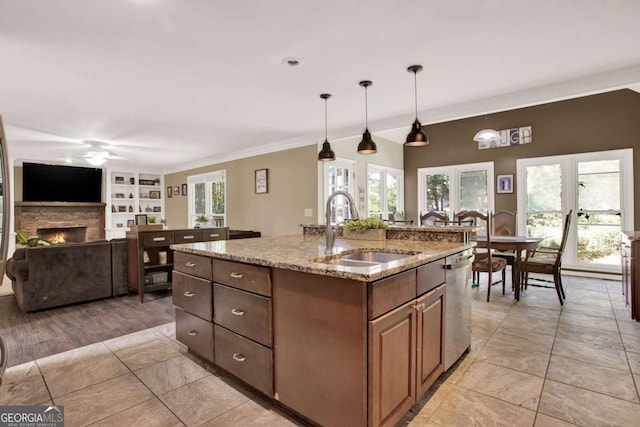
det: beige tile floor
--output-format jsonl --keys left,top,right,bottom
{"left": 2, "top": 274, "right": 640, "bottom": 426}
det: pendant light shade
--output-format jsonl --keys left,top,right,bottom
{"left": 473, "top": 128, "right": 502, "bottom": 142}
{"left": 357, "top": 80, "right": 377, "bottom": 155}
{"left": 317, "top": 93, "right": 335, "bottom": 162}
{"left": 405, "top": 65, "right": 429, "bottom": 146}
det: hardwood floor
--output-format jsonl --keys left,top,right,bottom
{"left": 0, "top": 290, "right": 174, "bottom": 368}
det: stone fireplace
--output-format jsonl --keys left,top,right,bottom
{"left": 36, "top": 226, "right": 88, "bottom": 244}
{"left": 15, "top": 202, "right": 106, "bottom": 242}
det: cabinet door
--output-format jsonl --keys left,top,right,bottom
{"left": 369, "top": 301, "right": 417, "bottom": 427}
{"left": 416, "top": 285, "right": 445, "bottom": 396}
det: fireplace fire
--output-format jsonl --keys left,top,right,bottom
{"left": 37, "top": 226, "right": 87, "bottom": 244}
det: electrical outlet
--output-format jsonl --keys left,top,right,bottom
{"left": 304, "top": 208, "right": 313, "bottom": 217}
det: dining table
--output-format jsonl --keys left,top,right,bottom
{"left": 471, "top": 235, "right": 543, "bottom": 301}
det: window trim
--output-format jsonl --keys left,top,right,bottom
{"left": 187, "top": 169, "right": 227, "bottom": 228}
{"left": 366, "top": 163, "right": 404, "bottom": 220}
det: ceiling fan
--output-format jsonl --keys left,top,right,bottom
{"left": 82, "top": 141, "right": 123, "bottom": 166}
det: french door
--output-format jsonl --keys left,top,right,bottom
{"left": 517, "top": 149, "right": 633, "bottom": 274}
{"left": 324, "top": 159, "right": 355, "bottom": 225}
{"left": 417, "top": 162, "right": 495, "bottom": 220}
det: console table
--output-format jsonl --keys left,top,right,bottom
{"left": 126, "top": 227, "right": 228, "bottom": 302}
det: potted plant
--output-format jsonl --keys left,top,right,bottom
{"left": 343, "top": 218, "right": 388, "bottom": 241}
{"left": 194, "top": 214, "right": 209, "bottom": 228}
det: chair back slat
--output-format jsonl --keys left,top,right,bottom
{"left": 455, "top": 210, "right": 488, "bottom": 238}
{"left": 419, "top": 211, "right": 447, "bottom": 226}
{"left": 557, "top": 210, "right": 573, "bottom": 264}
{"left": 493, "top": 210, "right": 516, "bottom": 236}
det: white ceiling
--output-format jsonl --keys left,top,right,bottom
{"left": 1, "top": 0, "right": 640, "bottom": 172}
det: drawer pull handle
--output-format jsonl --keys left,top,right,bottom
{"left": 184, "top": 291, "right": 195, "bottom": 297}
{"left": 232, "top": 353, "right": 246, "bottom": 362}
{"left": 186, "top": 330, "right": 197, "bottom": 336}
{"left": 153, "top": 237, "right": 166, "bottom": 242}
{"left": 231, "top": 308, "right": 245, "bottom": 316}
{"left": 209, "top": 233, "right": 220, "bottom": 237}
{"left": 185, "top": 262, "right": 196, "bottom": 267}
{"left": 230, "top": 272, "right": 244, "bottom": 279}
{"left": 183, "top": 235, "right": 195, "bottom": 239}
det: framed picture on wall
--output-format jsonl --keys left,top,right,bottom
{"left": 497, "top": 174, "right": 514, "bottom": 194}
{"left": 167, "top": 186, "right": 172, "bottom": 198}
{"left": 173, "top": 186, "right": 180, "bottom": 196}
{"left": 255, "top": 168, "right": 268, "bottom": 194}
{"left": 135, "top": 214, "right": 148, "bottom": 225}
{"left": 181, "top": 183, "right": 187, "bottom": 196}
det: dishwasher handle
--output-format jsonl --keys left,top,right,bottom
{"left": 445, "top": 255, "right": 473, "bottom": 270}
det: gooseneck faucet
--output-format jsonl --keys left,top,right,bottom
{"left": 325, "top": 190, "right": 360, "bottom": 254}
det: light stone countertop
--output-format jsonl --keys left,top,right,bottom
{"left": 171, "top": 234, "right": 475, "bottom": 282}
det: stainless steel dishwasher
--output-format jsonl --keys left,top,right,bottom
{"left": 444, "top": 249, "right": 473, "bottom": 371}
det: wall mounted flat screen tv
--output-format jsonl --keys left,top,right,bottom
{"left": 23, "top": 162, "right": 103, "bottom": 203}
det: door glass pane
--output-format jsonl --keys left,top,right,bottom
{"left": 525, "top": 164, "right": 563, "bottom": 241}
{"left": 386, "top": 172, "right": 398, "bottom": 219}
{"left": 458, "top": 170, "right": 488, "bottom": 211}
{"left": 368, "top": 170, "right": 382, "bottom": 219}
{"left": 576, "top": 160, "right": 621, "bottom": 266}
{"left": 194, "top": 183, "right": 205, "bottom": 215}
{"left": 424, "top": 173, "right": 449, "bottom": 214}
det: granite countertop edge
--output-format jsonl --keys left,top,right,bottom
{"left": 171, "top": 234, "right": 475, "bottom": 281}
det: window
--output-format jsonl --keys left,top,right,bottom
{"left": 324, "top": 159, "right": 355, "bottom": 224}
{"left": 367, "top": 164, "right": 404, "bottom": 220}
{"left": 187, "top": 170, "right": 226, "bottom": 227}
{"left": 417, "top": 162, "right": 494, "bottom": 219}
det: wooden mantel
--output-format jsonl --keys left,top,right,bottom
{"left": 15, "top": 201, "right": 106, "bottom": 241}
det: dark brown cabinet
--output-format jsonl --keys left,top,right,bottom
{"left": 127, "top": 227, "right": 227, "bottom": 302}
{"left": 368, "top": 284, "right": 445, "bottom": 427}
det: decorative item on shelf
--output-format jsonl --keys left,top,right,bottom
{"left": 129, "top": 177, "right": 135, "bottom": 185}
{"left": 139, "top": 205, "right": 142, "bottom": 212}
{"left": 127, "top": 219, "right": 134, "bottom": 227}
{"left": 116, "top": 223, "right": 124, "bottom": 228}
{"left": 139, "top": 179, "right": 156, "bottom": 186}
{"left": 128, "top": 193, "right": 133, "bottom": 198}
{"left": 114, "top": 193, "right": 125, "bottom": 198}
{"left": 405, "top": 65, "right": 429, "bottom": 146}
{"left": 117, "top": 205, "right": 126, "bottom": 212}
{"left": 128, "top": 205, "right": 133, "bottom": 212}
{"left": 149, "top": 190, "right": 161, "bottom": 199}
{"left": 143, "top": 251, "right": 150, "bottom": 264}
{"left": 357, "top": 80, "right": 377, "bottom": 154}
{"left": 255, "top": 169, "right": 268, "bottom": 194}
{"left": 317, "top": 93, "right": 335, "bottom": 162}
{"left": 153, "top": 206, "right": 161, "bottom": 212}
{"left": 111, "top": 205, "right": 116, "bottom": 213}
{"left": 140, "top": 193, "right": 149, "bottom": 199}
{"left": 147, "top": 216, "right": 156, "bottom": 224}
{"left": 158, "top": 251, "right": 167, "bottom": 265}
{"left": 145, "top": 204, "right": 152, "bottom": 212}
{"left": 114, "top": 176, "right": 124, "bottom": 184}
{"left": 194, "top": 214, "right": 209, "bottom": 228}
{"left": 181, "top": 183, "right": 187, "bottom": 196}
{"left": 343, "top": 218, "right": 388, "bottom": 241}
{"left": 167, "top": 186, "right": 172, "bottom": 198}
{"left": 153, "top": 178, "right": 161, "bottom": 186}
{"left": 135, "top": 214, "right": 148, "bottom": 225}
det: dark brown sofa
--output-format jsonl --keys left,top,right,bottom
{"left": 5, "top": 240, "right": 126, "bottom": 312}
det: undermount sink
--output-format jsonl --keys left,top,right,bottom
{"left": 313, "top": 250, "right": 419, "bottom": 267}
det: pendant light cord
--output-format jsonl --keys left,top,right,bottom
{"left": 364, "top": 85, "right": 369, "bottom": 128}
{"left": 414, "top": 70, "right": 419, "bottom": 120}
{"left": 324, "top": 97, "right": 328, "bottom": 139}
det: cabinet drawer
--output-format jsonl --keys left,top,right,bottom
{"left": 173, "top": 271, "right": 213, "bottom": 321}
{"left": 213, "top": 259, "right": 271, "bottom": 296}
{"left": 417, "top": 259, "right": 445, "bottom": 295}
{"left": 214, "top": 325, "right": 273, "bottom": 396}
{"left": 142, "top": 232, "right": 174, "bottom": 247}
{"left": 174, "top": 230, "right": 204, "bottom": 243}
{"left": 214, "top": 284, "right": 272, "bottom": 347}
{"left": 176, "top": 308, "right": 214, "bottom": 363}
{"left": 202, "top": 228, "right": 228, "bottom": 241}
{"left": 174, "top": 252, "right": 213, "bottom": 280}
{"left": 368, "top": 269, "right": 417, "bottom": 320}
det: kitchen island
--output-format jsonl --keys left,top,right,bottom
{"left": 171, "top": 233, "right": 474, "bottom": 427}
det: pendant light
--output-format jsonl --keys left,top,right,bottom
{"left": 405, "top": 65, "right": 429, "bottom": 146}
{"left": 357, "top": 80, "right": 377, "bottom": 154}
{"left": 317, "top": 93, "right": 335, "bottom": 162}
{"left": 473, "top": 116, "right": 501, "bottom": 144}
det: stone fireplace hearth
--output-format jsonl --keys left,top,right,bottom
{"left": 15, "top": 202, "right": 106, "bottom": 241}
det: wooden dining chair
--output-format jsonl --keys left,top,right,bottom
{"left": 492, "top": 210, "right": 518, "bottom": 286}
{"left": 520, "top": 210, "right": 573, "bottom": 304}
{"left": 469, "top": 212, "right": 507, "bottom": 301}
{"left": 0, "top": 334, "right": 6, "bottom": 386}
{"left": 419, "top": 211, "right": 447, "bottom": 226}
{"left": 454, "top": 210, "right": 488, "bottom": 237}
